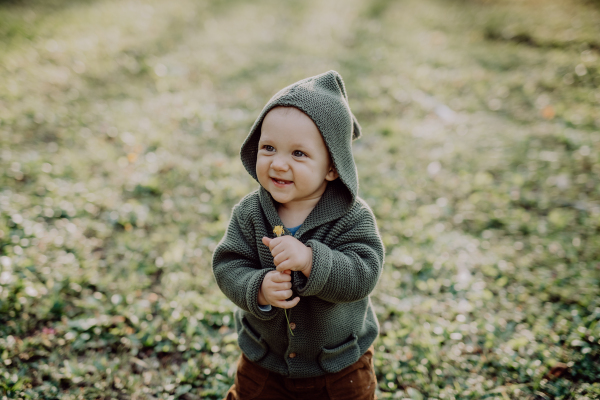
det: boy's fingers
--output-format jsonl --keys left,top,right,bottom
{"left": 266, "top": 236, "right": 277, "bottom": 249}
{"left": 268, "top": 236, "right": 285, "bottom": 251}
{"left": 277, "top": 289, "right": 293, "bottom": 299}
{"left": 267, "top": 291, "right": 288, "bottom": 303}
{"left": 270, "top": 281, "right": 291, "bottom": 291}
{"left": 262, "top": 237, "right": 271, "bottom": 247}
{"left": 276, "top": 260, "right": 292, "bottom": 272}
{"left": 263, "top": 271, "right": 276, "bottom": 283}
{"left": 271, "top": 271, "right": 291, "bottom": 282}
{"left": 275, "top": 296, "right": 300, "bottom": 309}
{"left": 273, "top": 252, "right": 288, "bottom": 266}
{"left": 269, "top": 239, "right": 285, "bottom": 255}
{"left": 275, "top": 282, "right": 291, "bottom": 290}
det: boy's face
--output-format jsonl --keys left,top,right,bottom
{"left": 256, "top": 107, "right": 338, "bottom": 206}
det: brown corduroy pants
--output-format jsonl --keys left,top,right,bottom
{"left": 224, "top": 345, "right": 377, "bottom": 400}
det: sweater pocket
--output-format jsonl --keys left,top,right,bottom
{"left": 238, "top": 316, "right": 269, "bottom": 362}
{"left": 318, "top": 334, "right": 361, "bottom": 374}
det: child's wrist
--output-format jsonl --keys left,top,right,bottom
{"left": 301, "top": 247, "right": 313, "bottom": 278}
{"left": 257, "top": 286, "right": 269, "bottom": 306}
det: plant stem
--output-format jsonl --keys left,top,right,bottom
{"left": 284, "top": 309, "right": 294, "bottom": 336}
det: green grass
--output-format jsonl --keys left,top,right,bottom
{"left": 1, "top": 0, "right": 599, "bottom": 398}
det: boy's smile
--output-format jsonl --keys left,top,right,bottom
{"left": 256, "top": 106, "right": 338, "bottom": 207}
{"left": 271, "top": 177, "right": 292, "bottom": 187}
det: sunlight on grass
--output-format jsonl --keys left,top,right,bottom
{"left": 1, "top": 0, "right": 599, "bottom": 398}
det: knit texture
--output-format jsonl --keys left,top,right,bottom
{"left": 212, "top": 71, "right": 384, "bottom": 378}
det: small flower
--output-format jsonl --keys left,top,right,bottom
{"left": 273, "top": 225, "right": 285, "bottom": 237}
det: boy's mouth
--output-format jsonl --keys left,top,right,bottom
{"left": 271, "top": 177, "right": 293, "bottom": 187}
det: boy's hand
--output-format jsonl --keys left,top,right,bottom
{"left": 258, "top": 270, "right": 300, "bottom": 309}
{"left": 262, "top": 236, "right": 313, "bottom": 278}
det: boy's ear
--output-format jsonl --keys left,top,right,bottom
{"left": 325, "top": 164, "right": 339, "bottom": 181}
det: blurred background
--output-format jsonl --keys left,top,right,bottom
{"left": 1, "top": 0, "right": 599, "bottom": 398}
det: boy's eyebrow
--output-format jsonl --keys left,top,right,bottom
{"left": 257, "top": 137, "right": 273, "bottom": 144}
{"left": 258, "top": 136, "right": 313, "bottom": 150}
{"left": 289, "top": 142, "right": 311, "bottom": 151}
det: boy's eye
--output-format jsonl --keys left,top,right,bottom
{"left": 292, "top": 150, "right": 306, "bottom": 157}
{"left": 263, "top": 145, "right": 275, "bottom": 152}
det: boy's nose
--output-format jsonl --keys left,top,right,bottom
{"left": 271, "top": 156, "right": 289, "bottom": 172}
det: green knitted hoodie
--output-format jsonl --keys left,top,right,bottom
{"left": 212, "top": 71, "right": 384, "bottom": 378}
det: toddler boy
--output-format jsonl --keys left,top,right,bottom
{"left": 212, "top": 71, "right": 384, "bottom": 399}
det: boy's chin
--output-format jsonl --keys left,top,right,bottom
{"left": 269, "top": 192, "right": 292, "bottom": 204}
{"left": 264, "top": 187, "right": 297, "bottom": 204}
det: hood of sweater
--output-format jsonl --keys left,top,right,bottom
{"left": 240, "top": 70, "right": 362, "bottom": 225}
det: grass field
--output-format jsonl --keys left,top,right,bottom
{"left": 1, "top": 0, "right": 599, "bottom": 398}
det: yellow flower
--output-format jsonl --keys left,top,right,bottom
{"left": 273, "top": 225, "right": 284, "bottom": 237}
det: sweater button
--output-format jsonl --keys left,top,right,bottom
{"left": 289, "top": 322, "right": 296, "bottom": 330}
{"left": 289, "top": 353, "right": 296, "bottom": 358}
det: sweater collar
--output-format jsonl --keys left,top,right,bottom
{"left": 258, "top": 179, "right": 353, "bottom": 237}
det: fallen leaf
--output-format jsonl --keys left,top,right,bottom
{"left": 546, "top": 362, "right": 568, "bottom": 379}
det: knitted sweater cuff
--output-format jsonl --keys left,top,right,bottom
{"left": 295, "top": 240, "right": 332, "bottom": 297}
{"left": 246, "top": 268, "right": 279, "bottom": 320}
